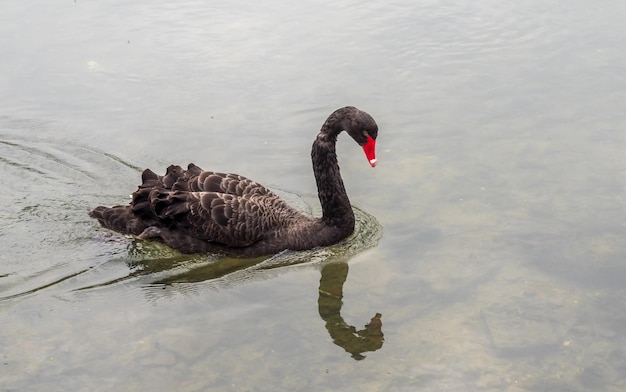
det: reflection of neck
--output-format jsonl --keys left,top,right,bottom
{"left": 317, "top": 262, "right": 384, "bottom": 360}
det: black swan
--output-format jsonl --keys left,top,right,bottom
{"left": 89, "top": 106, "right": 378, "bottom": 256}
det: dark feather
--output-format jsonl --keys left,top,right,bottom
{"left": 89, "top": 107, "right": 378, "bottom": 256}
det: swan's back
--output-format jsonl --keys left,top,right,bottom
{"left": 91, "top": 163, "right": 308, "bottom": 255}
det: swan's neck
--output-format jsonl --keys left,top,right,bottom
{"left": 311, "top": 126, "right": 355, "bottom": 231}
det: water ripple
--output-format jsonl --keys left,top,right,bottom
{"left": 68, "top": 206, "right": 382, "bottom": 293}
{"left": 0, "top": 123, "right": 143, "bottom": 301}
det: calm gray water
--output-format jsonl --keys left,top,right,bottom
{"left": 2, "top": 0, "right": 626, "bottom": 390}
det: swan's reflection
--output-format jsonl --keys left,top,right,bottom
{"left": 318, "top": 262, "right": 384, "bottom": 360}
{"left": 141, "top": 257, "right": 385, "bottom": 359}
{"left": 83, "top": 249, "right": 385, "bottom": 359}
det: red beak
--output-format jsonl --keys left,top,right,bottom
{"left": 362, "top": 135, "right": 377, "bottom": 167}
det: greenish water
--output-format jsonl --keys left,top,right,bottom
{"left": 3, "top": 0, "right": 626, "bottom": 391}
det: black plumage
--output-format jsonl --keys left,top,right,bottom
{"left": 89, "top": 106, "right": 378, "bottom": 256}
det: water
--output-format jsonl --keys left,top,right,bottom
{"left": 2, "top": 0, "right": 626, "bottom": 390}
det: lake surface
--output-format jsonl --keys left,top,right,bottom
{"left": 2, "top": 0, "right": 626, "bottom": 390}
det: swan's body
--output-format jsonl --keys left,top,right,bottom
{"left": 90, "top": 106, "right": 378, "bottom": 256}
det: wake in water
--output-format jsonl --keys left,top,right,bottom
{"left": 81, "top": 205, "right": 382, "bottom": 289}
{"left": 0, "top": 126, "right": 142, "bottom": 300}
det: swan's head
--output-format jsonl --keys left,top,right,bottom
{"left": 341, "top": 107, "right": 379, "bottom": 167}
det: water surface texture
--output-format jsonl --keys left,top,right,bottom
{"left": 2, "top": 0, "right": 626, "bottom": 391}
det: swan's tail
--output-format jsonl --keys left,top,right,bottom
{"left": 89, "top": 205, "right": 150, "bottom": 235}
